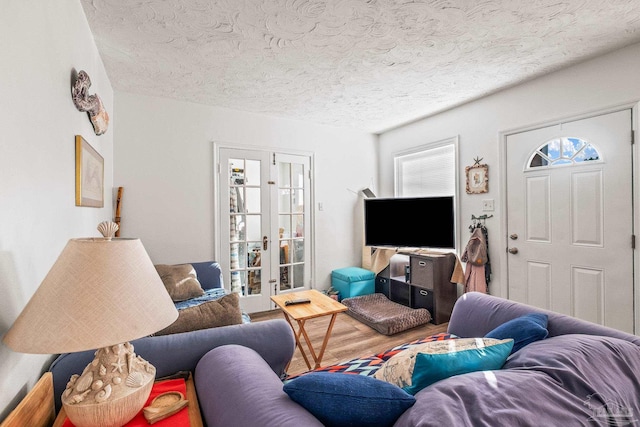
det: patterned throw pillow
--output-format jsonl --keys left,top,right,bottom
{"left": 312, "top": 355, "right": 385, "bottom": 376}
{"left": 285, "top": 355, "right": 385, "bottom": 383}
{"left": 376, "top": 332, "right": 456, "bottom": 361}
{"left": 373, "top": 337, "right": 514, "bottom": 395}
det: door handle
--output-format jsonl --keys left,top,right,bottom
{"left": 508, "top": 247, "right": 519, "bottom": 254}
{"left": 263, "top": 236, "right": 268, "bottom": 250}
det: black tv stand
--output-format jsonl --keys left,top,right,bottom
{"left": 375, "top": 252, "right": 458, "bottom": 324}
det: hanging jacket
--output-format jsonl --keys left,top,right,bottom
{"left": 461, "top": 228, "right": 488, "bottom": 266}
{"left": 462, "top": 227, "right": 489, "bottom": 294}
{"left": 478, "top": 225, "right": 492, "bottom": 285}
{"left": 464, "top": 264, "right": 487, "bottom": 294}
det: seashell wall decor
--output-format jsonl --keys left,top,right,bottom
{"left": 72, "top": 70, "right": 110, "bottom": 135}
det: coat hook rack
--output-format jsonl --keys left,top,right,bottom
{"left": 471, "top": 214, "right": 493, "bottom": 221}
{"left": 470, "top": 214, "right": 493, "bottom": 232}
{"left": 471, "top": 214, "right": 493, "bottom": 220}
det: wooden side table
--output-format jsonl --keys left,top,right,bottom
{"left": 271, "top": 289, "right": 347, "bottom": 370}
{"left": 0, "top": 372, "right": 55, "bottom": 427}
{"left": 52, "top": 374, "right": 203, "bottom": 427}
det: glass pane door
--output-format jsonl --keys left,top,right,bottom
{"left": 219, "top": 149, "right": 272, "bottom": 313}
{"left": 229, "top": 157, "right": 263, "bottom": 296}
{"left": 275, "top": 154, "right": 311, "bottom": 294}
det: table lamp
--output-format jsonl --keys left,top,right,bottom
{"left": 2, "top": 221, "right": 179, "bottom": 427}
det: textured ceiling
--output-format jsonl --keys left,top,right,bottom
{"left": 81, "top": 0, "right": 640, "bottom": 133}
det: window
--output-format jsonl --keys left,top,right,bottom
{"left": 527, "top": 137, "right": 601, "bottom": 169}
{"left": 394, "top": 138, "right": 457, "bottom": 198}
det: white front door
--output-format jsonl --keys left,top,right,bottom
{"left": 218, "top": 148, "right": 312, "bottom": 313}
{"left": 506, "top": 109, "right": 634, "bottom": 333}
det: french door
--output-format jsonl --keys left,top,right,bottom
{"left": 218, "top": 147, "right": 312, "bottom": 313}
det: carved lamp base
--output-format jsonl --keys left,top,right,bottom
{"left": 62, "top": 343, "right": 155, "bottom": 427}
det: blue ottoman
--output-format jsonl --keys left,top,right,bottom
{"left": 331, "top": 267, "right": 375, "bottom": 301}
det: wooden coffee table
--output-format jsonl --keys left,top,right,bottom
{"left": 271, "top": 289, "right": 347, "bottom": 370}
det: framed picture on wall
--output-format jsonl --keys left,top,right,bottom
{"left": 465, "top": 164, "right": 488, "bottom": 194}
{"left": 75, "top": 135, "right": 104, "bottom": 207}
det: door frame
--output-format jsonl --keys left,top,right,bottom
{"left": 212, "top": 141, "right": 316, "bottom": 306}
{"left": 498, "top": 102, "right": 639, "bottom": 334}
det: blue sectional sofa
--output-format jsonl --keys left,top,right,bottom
{"left": 50, "top": 292, "right": 640, "bottom": 426}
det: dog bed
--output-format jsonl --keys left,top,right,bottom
{"left": 341, "top": 293, "right": 431, "bottom": 335}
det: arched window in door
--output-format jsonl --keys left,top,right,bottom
{"left": 527, "top": 137, "right": 601, "bottom": 169}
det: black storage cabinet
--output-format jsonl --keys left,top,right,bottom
{"left": 375, "top": 252, "right": 458, "bottom": 324}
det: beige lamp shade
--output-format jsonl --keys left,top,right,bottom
{"left": 3, "top": 237, "right": 178, "bottom": 354}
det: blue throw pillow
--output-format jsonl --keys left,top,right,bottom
{"left": 485, "top": 313, "right": 549, "bottom": 353}
{"left": 283, "top": 372, "right": 416, "bottom": 427}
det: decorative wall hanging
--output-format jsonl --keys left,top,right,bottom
{"left": 465, "top": 157, "right": 489, "bottom": 194}
{"left": 72, "top": 70, "right": 110, "bottom": 135}
{"left": 75, "top": 135, "right": 104, "bottom": 207}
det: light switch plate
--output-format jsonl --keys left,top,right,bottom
{"left": 482, "top": 199, "right": 495, "bottom": 211}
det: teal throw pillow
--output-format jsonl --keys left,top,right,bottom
{"left": 283, "top": 372, "right": 416, "bottom": 427}
{"left": 485, "top": 313, "right": 549, "bottom": 353}
{"left": 374, "top": 337, "right": 514, "bottom": 395}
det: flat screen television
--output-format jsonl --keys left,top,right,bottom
{"left": 364, "top": 196, "right": 455, "bottom": 249}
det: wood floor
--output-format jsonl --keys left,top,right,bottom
{"left": 250, "top": 309, "right": 448, "bottom": 377}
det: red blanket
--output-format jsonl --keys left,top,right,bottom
{"left": 62, "top": 378, "right": 190, "bottom": 426}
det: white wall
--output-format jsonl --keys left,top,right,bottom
{"left": 0, "top": 0, "right": 114, "bottom": 418}
{"left": 113, "top": 92, "right": 377, "bottom": 290}
{"left": 379, "top": 42, "right": 640, "bottom": 301}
